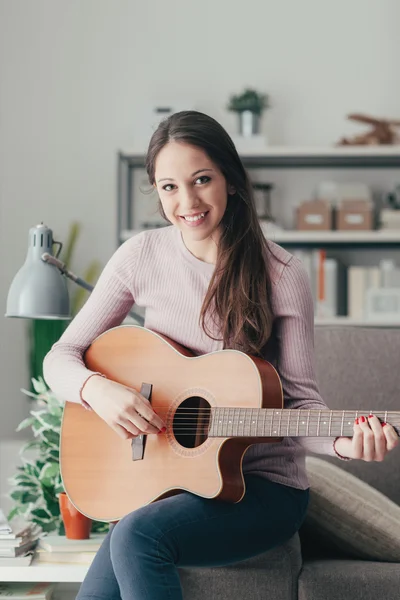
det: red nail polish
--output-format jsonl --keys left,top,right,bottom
{"left": 368, "top": 414, "right": 373, "bottom": 418}
{"left": 382, "top": 423, "right": 387, "bottom": 427}
{"left": 355, "top": 418, "right": 359, "bottom": 425}
{"left": 360, "top": 416, "right": 365, "bottom": 422}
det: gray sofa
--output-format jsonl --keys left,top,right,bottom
{"left": 178, "top": 326, "right": 400, "bottom": 600}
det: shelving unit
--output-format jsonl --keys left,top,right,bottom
{"left": 0, "top": 558, "right": 87, "bottom": 582}
{"left": 120, "top": 228, "right": 400, "bottom": 248}
{"left": 314, "top": 317, "right": 400, "bottom": 327}
{"left": 117, "top": 145, "right": 400, "bottom": 243}
{"left": 117, "top": 146, "right": 400, "bottom": 327}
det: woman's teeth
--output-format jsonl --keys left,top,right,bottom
{"left": 184, "top": 212, "right": 205, "bottom": 222}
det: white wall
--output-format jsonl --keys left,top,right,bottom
{"left": 0, "top": 0, "right": 399, "bottom": 445}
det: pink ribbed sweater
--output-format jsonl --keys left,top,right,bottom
{"left": 43, "top": 225, "right": 340, "bottom": 491}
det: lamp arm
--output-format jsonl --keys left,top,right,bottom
{"left": 42, "top": 252, "right": 144, "bottom": 326}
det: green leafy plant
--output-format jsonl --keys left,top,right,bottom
{"left": 227, "top": 88, "right": 270, "bottom": 115}
{"left": 7, "top": 376, "right": 109, "bottom": 535}
{"left": 28, "top": 222, "right": 101, "bottom": 389}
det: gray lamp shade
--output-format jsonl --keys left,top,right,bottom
{"left": 5, "top": 224, "right": 71, "bottom": 320}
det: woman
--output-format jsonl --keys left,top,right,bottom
{"left": 43, "top": 110, "right": 399, "bottom": 600}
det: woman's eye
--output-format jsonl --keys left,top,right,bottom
{"left": 195, "top": 176, "right": 211, "bottom": 185}
{"left": 162, "top": 184, "right": 176, "bottom": 192}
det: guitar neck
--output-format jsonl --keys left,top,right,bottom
{"left": 208, "top": 408, "right": 400, "bottom": 438}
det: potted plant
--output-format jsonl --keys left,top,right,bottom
{"left": 227, "top": 88, "right": 270, "bottom": 137}
{"left": 7, "top": 376, "right": 109, "bottom": 535}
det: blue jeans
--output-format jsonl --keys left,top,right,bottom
{"left": 76, "top": 475, "right": 309, "bottom": 600}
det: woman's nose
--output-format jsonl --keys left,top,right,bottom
{"left": 179, "top": 187, "right": 200, "bottom": 210}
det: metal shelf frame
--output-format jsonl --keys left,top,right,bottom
{"left": 117, "top": 148, "right": 400, "bottom": 248}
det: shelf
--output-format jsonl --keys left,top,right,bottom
{"left": 120, "top": 228, "right": 400, "bottom": 248}
{"left": 0, "top": 558, "right": 88, "bottom": 582}
{"left": 119, "top": 145, "right": 400, "bottom": 168}
{"left": 315, "top": 317, "right": 400, "bottom": 327}
{"left": 267, "top": 229, "right": 400, "bottom": 248}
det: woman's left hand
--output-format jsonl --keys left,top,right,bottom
{"left": 334, "top": 414, "right": 399, "bottom": 461}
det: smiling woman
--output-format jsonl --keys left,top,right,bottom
{"left": 154, "top": 145, "right": 231, "bottom": 260}
{"left": 42, "top": 110, "right": 399, "bottom": 600}
{"left": 145, "top": 111, "right": 275, "bottom": 355}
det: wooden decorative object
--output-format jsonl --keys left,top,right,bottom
{"left": 338, "top": 114, "right": 400, "bottom": 146}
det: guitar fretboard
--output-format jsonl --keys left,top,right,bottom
{"left": 208, "top": 408, "right": 400, "bottom": 438}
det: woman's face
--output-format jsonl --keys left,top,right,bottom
{"left": 154, "top": 141, "right": 234, "bottom": 245}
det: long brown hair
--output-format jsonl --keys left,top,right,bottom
{"left": 145, "top": 110, "right": 274, "bottom": 356}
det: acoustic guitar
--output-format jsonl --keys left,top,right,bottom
{"left": 60, "top": 325, "right": 400, "bottom": 522}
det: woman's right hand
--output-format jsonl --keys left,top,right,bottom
{"left": 81, "top": 375, "right": 166, "bottom": 440}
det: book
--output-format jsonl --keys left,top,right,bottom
{"left": 37, "top": 533, "right": 106, "bottom": 553}
{"left": 347, "top": 266, "right": 380, "bottom": 319}
{"left": 0, "top": 533, "right": 34, "bottom": 549}
{"left": 0, "top": 554, "right": 33, "bottom": 567}
{"left": 35, "top": 550, "right": 96, "bottom": 565}
{"left": 0, "top": 540, "right": 37, "bottom": 558}
{"left": 0, "top": 524, "right": 33, "bottom": 541}
{"left": 294, "top": 248, "right": 346, "bottom": 317}
{"left": 0, "top": 510, "right": 12, "bottom": 535}
{"left": 0, "top": 582, "right": 54, "bottom": 599}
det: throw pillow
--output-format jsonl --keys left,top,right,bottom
{"left": 302, "top": 455, "right": 400, "bottom": 562}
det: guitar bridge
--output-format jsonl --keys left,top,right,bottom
{"left": 131, "top": 383, "right": 152, "bottom": 461}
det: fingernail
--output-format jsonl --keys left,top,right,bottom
{"left": 355, "top": 418, "right": 359, "bottom": 425}
{"left": 360, "top": 416, "right": 366, "bottom": 423}
{"left": 382, "top": 423, "right": 387, "bottom": 427}
{"left": 368, "top": 414, "right": 374, "bottom": 418}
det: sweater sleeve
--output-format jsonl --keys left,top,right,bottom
{"left": 272, "top": 255, "right": 345, "bottom": 458}
{"left": 42, "top": 233, "right": 144, "bottom": 404}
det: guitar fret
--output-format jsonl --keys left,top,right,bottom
{"left": 278, "top": 410, "right": 282, "bottom": 436}
{"left": 306, "top": 410, "right": 310, "bottom": 436}
{"left": 340, "top": 411, "right": 345, "bottom": 435}
{"left": 296, "top": 410, "right": 300, "bottom": 436}
{"left": 317, "top": 411, "right": 321, "bottom": 436}
{"left": 287, "top": 409, "right": 291, "bottom": 436}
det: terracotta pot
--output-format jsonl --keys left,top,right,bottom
{"left": 59, "top": 492, "right": 92, "bottom": 539}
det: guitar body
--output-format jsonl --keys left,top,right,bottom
{"left": 60, "top": 325, "right": 283, "bottom": 522}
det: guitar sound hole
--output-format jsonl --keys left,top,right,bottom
{"left": 173, "top": 396, "right": 211, "bottom": 448}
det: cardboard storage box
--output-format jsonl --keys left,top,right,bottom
{"left": 336, "top": 199, "right": 373, "bottom": 230}
{"left": 296, "top": 199, "right": 332, "bottom": 230}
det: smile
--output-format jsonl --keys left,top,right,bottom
{"left": 179, "top": 212, "right": 209, "bottom": 227}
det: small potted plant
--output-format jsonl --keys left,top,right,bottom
{"left": 227, "top": 88, "right": 270, "bottom": 137}
{"left": 7, "top": 376, "right": 109, "bottom": 536}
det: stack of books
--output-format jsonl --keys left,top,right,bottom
{"left": 35, "top": 533, "right": 107, "bottom": 565}
{"left": 0, "top": 510, "right": 38, "bottom": 567}
{"left": 292, "top": 249, "right": 347, "bottom": 318}
{"left": 0, "top": 583, "right": 54, "bottom": 600}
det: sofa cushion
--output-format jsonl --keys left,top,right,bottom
{"left": 314, "top": 326, "right": 400, "bottom": 505}
{"left": 179, "top": 532, "right": 302, "bottom": 600}
{"left": 301, "top": 456, "right": 400, "bottom": 562}
{"left": 298, "top": 558, "right": 400, "bottom": 600}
